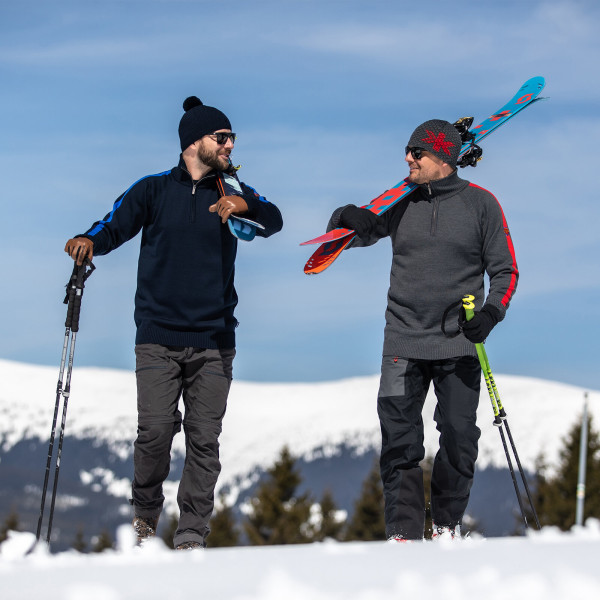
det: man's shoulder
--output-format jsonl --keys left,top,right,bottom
{"left": 128, "top": 168, "right": 173, "bottom": 187}
{"left": 458, "top": 181, "right": 506, "bottom": 222}
{"left": 123, "top": 168, "right": 176, "bottom": 197}
{"left": 463, "top": 181, "right": 498, "bottom": 200}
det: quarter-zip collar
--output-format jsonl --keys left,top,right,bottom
{"left": 174, "top": 155, "right": 218, "bottom": 188}
{"left": 174, "top": 156, "right": 219, "bottom": 223}
{"left": 414, "top": 170, "right": 469, "bottom": 236}
{"left": 417, "top": 169, "right": 468, "bottom": 201}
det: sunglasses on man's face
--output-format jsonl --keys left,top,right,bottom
{"left": 405, "top": 146, "right": 424, "bottom": 160}
{"left": 208, "top": 132, "right": 237, "bottom": 145}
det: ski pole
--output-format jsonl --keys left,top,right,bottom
{"left": 474, "top": 332, "right": 541, "bottom": 529}
{"left": 34, "top": 258, "right": 95, "bottom": 548}
{"left": 462, "top": 295, "right": 540, "bottom": 531}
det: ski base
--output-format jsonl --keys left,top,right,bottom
{"left": 228, "top": 216, "right": 265, "bottom": 242}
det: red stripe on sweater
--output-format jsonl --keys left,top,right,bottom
{"left": 469, "top": 183, "right": 518, "bottom": 307}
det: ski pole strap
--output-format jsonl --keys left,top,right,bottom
{"left": 63, "top": 259, "right": 95, "bottom": 332}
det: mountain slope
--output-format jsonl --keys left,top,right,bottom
{"left": 1, "top": 359, "right": 597, "bottom": 548}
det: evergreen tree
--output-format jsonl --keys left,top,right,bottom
{"left": 344, "top": 458, "right": 385, "bottom": 541}
{"left": 523, "top": 413, "right": 600, "bottom": 531}
{"left": 313, "top": 489, "right": 345, "bottom": 542}
{"left": 72, "top": 526, "right": 87, "bottom": 553}
{"left": 0, "top": 510, "right": 19, "bottom": 544}
{"left": 208, "top": 492, "right": 240, "bottom": 547}
{"left": 243, "top": 446, "right": 315, "bottom": 545}
{"left": 91, "top": 529, "right": 114, "bottom": 553}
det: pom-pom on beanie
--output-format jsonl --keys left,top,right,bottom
{"left": 178, "top": 96, "right": 232, "bottom": 151}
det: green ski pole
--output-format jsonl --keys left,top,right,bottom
{"left": 474, "top": 336, "right": 541, "bottom": 529}
{"left": 462, "top": 295, "right": 540, "bottom": 531}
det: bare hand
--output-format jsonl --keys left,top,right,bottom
{"left": 64, "top": 237, "right": 94, "bottom": 266}
{"left": 208, "top": 195, "right": 249, "bottom": 223}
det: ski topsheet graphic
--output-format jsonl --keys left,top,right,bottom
{"left": 217, "top": 171, "right": 265, "bottom": 242}
{"left": 302, "top": 76, "right": 545, "bottom": 273}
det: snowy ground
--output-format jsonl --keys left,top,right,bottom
{"left": 2, "top": 522, "right": 600, "bottom": 600}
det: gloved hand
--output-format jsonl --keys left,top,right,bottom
{"left": 459, "top": 304, "right": 501, "bottom": 343}
{"left": 339, "top": 205, "right": 378, "bottom": 239}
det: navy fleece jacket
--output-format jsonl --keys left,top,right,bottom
{"left": 80, "top": 157, "right": 283, "bottom": 349}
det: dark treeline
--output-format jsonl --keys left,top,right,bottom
{"left": 2, "top": 416, "right": 599, "bottom": 551}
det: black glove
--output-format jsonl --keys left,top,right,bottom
{"left": 339, "top": 205, "right": 378, "bottom": 239}
{"left": 459, "top": 304, "right": 501, "bottom": 343}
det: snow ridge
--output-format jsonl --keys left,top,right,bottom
{"left": 1, "top": 359, "right": 598, "bottom": 492}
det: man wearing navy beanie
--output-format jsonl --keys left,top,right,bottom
{"left": 328, "top": 118, "right": 518, "bottom": 542}
{"left": 65, "top": 96, "right": 282, "bottom": 550}
{"left": 178, "top": 96, "right": 232, "bottom": 151}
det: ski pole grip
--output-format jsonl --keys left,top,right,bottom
{"left": 64, "top": 262, "right": 89, "bottom": 331}
{"left": 462, "top": 294, "right": 489, "bottom": 376}
{"left": 462, "top": 294, "right": 475, "bottom": 322}
{"left": 65, "top": 288, "right": 75, "bottom": 328}
{"left": 70, "top": 291, "right": 83, "bottom": 332}
{"left": 65, "top": 286, "right": 83, "bottom": 331}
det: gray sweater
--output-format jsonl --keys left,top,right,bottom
{"left": 329, "top": 171, "right": 518, "bottom": 360}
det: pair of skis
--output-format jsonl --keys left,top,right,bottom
{"left": 301, "top": 76, "right": 546, "bottom": 274}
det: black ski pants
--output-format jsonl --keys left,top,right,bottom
{"left": 131, "top": 343, "right": 235, "bottom": 548}
{"left": 377, "top": 355, "right": 481, "bottom": 540}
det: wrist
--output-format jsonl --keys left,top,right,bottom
{"left": 481, "top": 304, "right": 501, "bottom": 325}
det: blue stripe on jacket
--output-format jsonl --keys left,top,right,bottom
{"left": 87, "top": 170, "right": 172, "bottom": 236}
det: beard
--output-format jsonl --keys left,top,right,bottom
{"left": 197, "top": 143, "right": 229, "bottom": 172}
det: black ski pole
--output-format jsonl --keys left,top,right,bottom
{"left": 34, "top": 258, "right": 95, "bottom": 548}
{"left": 479, "top": 349, "right": 541, "bottom": 530}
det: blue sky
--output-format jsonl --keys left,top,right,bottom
{"left": 1, "top": 0, "right": 599, "bottom": 389}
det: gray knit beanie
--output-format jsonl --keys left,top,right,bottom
{"left": 407, "top": 119, "right": 462, "bottom": 167}
{"left": 178, "top": 96, "right": 232, "bottom": 151}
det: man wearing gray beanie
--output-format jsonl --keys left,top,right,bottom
{"left": 64, "top": 96, "right": 283, "bottom": 550}
{"left": 328, "top": 119, "right": 518, "bottom": 541}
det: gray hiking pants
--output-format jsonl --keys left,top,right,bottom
{"left": 377, "top": 355, "right": 481, "bottom": 540}
{"left": 131, "top": 343, "right": 235, "bottom": 547}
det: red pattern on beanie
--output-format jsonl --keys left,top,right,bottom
{"left": 421, "top": 131, "right": 455, "bottom": 156}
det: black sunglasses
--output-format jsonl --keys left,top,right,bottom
{"left": 208, "top": 132, "right": 237, "bottom": 145}
{"left": 405, "top": 146, "right": 424, "bottom": 160}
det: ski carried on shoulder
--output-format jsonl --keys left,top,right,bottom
{"left": 302, "top": 76, "right": 545, "bottom": 274}
{"left": 229, "top": 214, "right": 265, "bottom": 241}
{"left": 216, "top": 170, "right": 265, "bottom": 242}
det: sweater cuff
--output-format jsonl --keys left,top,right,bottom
{"left": 482, "top": 303, "right": 503, "bottom": 324}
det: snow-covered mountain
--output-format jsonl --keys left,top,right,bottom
{"left": 1, "top": 359, "right": 598, "bottom": 550}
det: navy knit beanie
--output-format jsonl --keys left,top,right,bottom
{"left": 407, "top": 119, "right": 462, "bottom": 167}
{"left": 178, "top": 96, "right": 232, "bottom": 151}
